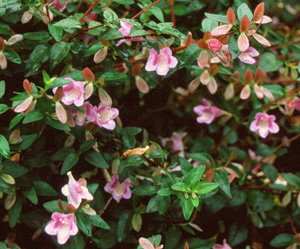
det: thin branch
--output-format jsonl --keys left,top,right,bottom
{"left": 78, "top": 0, "right": 100, "bottom": 22}
{"left": 131, "top": 0, "right": 162, "bottom": 20}
{"left": 169, "top": 0, "right": 176, "bottom": 28}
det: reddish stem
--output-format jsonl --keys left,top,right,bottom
{"left": 78, "top": 0, "right": 100, "bottom": 22}
{"left": 169, "top": 0, "right": 176, "bottom": 28}
{"left": 131, "top": 0, "right": 162, "bottom": 20}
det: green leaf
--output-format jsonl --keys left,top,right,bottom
{"left": 196, "top": 182, "right": 219, "bottom": 194}
{"left": 99, "top": 29, "right": 123, "bottom": 41}
{"left": 184, "top": 165, "right": 205, "bottom": 188}
{"left": 100, "top": 72, "right": 127, "bottom": 81}
{"left": 259, "top": 52, "right": 284, "bottom": 72}
{"left": 53, "top": 19, "right": 82, "bottom": 29}
{"left": 262, "top": 163, "right": 278, "bottom": 183}
{"left": 0, "top": 104, "right": 9, "bottom": 114}
{"left": 281, "top": 173, "right": 300, "bottom": 188}
{"left": 114, "top": 0, "right": 134, "bottom": 4}
{"left": 252, "top": 191, "right": 274, "bottom": 212}
{"left": 117, "top": 210, "right": 133, "bottom": 242}
{"left": 121, "top": 154, "right": 144, "bottom": 167}
{"left": 2, "top": 160, "right": 28, "bottom": 178}
{"left": 149, "top": 6, "right": 164, "bottom": 22}
{"left": 0, "top": 23, "right": 10, "bottom": 35}
{"left": 49, "top": 78, "right": 71, "bottom": 89}
{"left": 250, "top": 212, "right": 263, "bottom": 228}
{"left": 180, "top": 194, "right": 194, "bottom": 220}
{"left": 204, "top": 13, "right": 228, "bottom": 24}
{"left": 27, "top": 44, "right": 50, "bottom": 72}
{"left": 3, "top": 50, "right": 21, "bottom": 64}
{"left": 23, "top": 187, "right": 38, "bottom": 204}
{"left": 0, "top": 135, "right": 10, "bottom": 159}
{"left": 201, "top": 18, "right": 218, "bottom": 33}
{"left": 132, "top": 185, "right": 157, "bottom": 196}
{"left": 33, "top": 181, "right": 58, "bottom": 196}
{"left": 228, "top": 35, "right": 240, "bottom": 60}
{"left": 79, "top": 139, "right": 97, "bottom": 153}
{"left": 0, "top": 80, "right": 5, "bottom": 98}
{"left": 11, "top": 133, "right": 38, "bottom": 150}
{"left": 155, "top": 195, "right": 170, "bottom": 215}
{"left": 90, "top": 215, "right": 110, "bottom": 229}
{"left": 121, "top": 127, "right": 142, "bottom": 149}
{"left": 87, "top": 21, "right": 106, "bottom": 36}
{"left": 61, "top": 152, "right": 79, "bottom": 175}
{"left": 43, "top": 200, "right": 68, "bottom": 213}
{"left": 237, "top": 3, "right": 253, "bottom": 21}
{"left": 87, "top": 183, "right": 99, "bottom": 195}
{"left": 270, "top": 233, "right": 294, "bottom": 247}
{"left": 48, "top": 24, "right": 63, "bottom": 42}
{"left": 214, "top": 171, "right": 230, "bottom": 196}
{"left": 179, "top": 157, "right": 193, "bottom": 175}
{"left": 171, "top": 182, "right": 190, "bottom": 192}
{"left": 50, "top": 41, "right": 70, "bottom": 70}
{"left": 188, "top": 153, "right": 216, "bottom": 167}
{"left": 8, "top": 197, "right": 23, "bottom": 228}
{"left": 256, "top": 143, "right": 273, "bottom": 157}
{"left": 144, "top": 37, "right": 160, "bottom": 54}
{"left": 228, "top": 223, "right": 248, "bottom": 246}
{"left": 23, "top": 110, "right": 44, "bottom": 124}
{"left": 0, "top": 242, "right": 8, "bottom": 249}
{"left": 180, "top": 44, "right": 201, "bottom": 67}
{"left": 0, "top": 177, "right": 14, "bottom": 194}
{"left": 9, "top": 113, "right": 25, "bottom": 129}
{"left": 84, "top": 150, "right": 109, "bottom": 169}
{"left": 23, "top": 31, "right": 51, "bottom": 42}
{"left": 84, "top": 43, "right": 103, "bottom": 57}
{"left": 46, "top": 116, "right": 71, "bottom": 131}
{"left": 76, "top": 212, "right": 92, "bottom": 236}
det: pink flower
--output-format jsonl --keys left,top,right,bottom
{"left": 53, "top": 78, "right": 85, "bottom": 107}
{"left": 70, "top": 102, "right": 95, "bottom": 126}
{"left": 293, "top": 99, "right": 300, "bottom": 111}
{"left": 49, "top": 0, "right": 69, "bottom": 12}
{"left": 61, "top": 172, "right": 93, "bottom": 209}
{"left": 139, "top": 237, "right": 164, "bottom": 249}
{"left": 250, "top": 113, "right": 279, "bottom": 138}
{"left": 171, "top": 132, "right": 187, "bottom": 155}
{"left": 209, "top": 39, "right": 223, "bottom": 53}
{"left": 92, "top": 103, "right": 119, "bottom": 130}
{"left": 145, "top": 47, "right": 178, "bottom": 76}
{"left": 104, "top": 175, "right": 131, "bottom": 202}
{"left": 193, "top": 98, "right": 222, "bottom": 124}
{"left": 238, "top": 47, "right": 259, "bottom": 64}
{"left": 212, "top": 239, "right": 231, "bottom": 249}
{"left": 45, "top": 212, "right": 78, "bottom": 245}
{"left": 116, "top": 21, "right": 143, "bottom": 46}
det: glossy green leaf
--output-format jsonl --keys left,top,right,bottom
{"left": 132, "top": 185, "right": 157, "bottom": 196}
{"left": 33, "top": 181, "right": 58, "bottom": 196}
{"left": 204, "top": 13, "right": 228, "bottom": 24}
{"left": 60, "top": 152, "right": 79, "bottom": 175}
{"left": 53, "top": 19, "right": 82, "bottom": 29}
{"left": 2, "top": 160, "right": 28, "bottom": 178}
{"left": 50, "top": 41, "right": 70, "bottom": 70}
{"left": 184, "top": 165, "right": 205, "bottom": 188}
{"left": 0, "top": 135, "right": 10, "bottom": 159}
{"left": 90, "top": 215, "right": 110, "bottom": 229}
{"left": 117, "top": 210, "right": 133, "bottom": 242}
{"left": 8, "top": 197, "right": 23, "bottom": 228}
{"left": 48, "top": 24, "right": 63, "bottom": 42}
{"left": 4, "top": 50, "right": 21, "bottom": 64}
{"left": 23, "top": 187, "right": 38, "bottom": 204}
{"left": 23, "top": 110, "right": 44, "bottom": 124}
{"left": 46, "top": 116, "right": 71, "bottom": 131}
{"left": 237, "top": 3, "right": 253, "bottom": 21}
{"left": 180, "top": 44, "right": 201, "bottom": 67}
{"left": 84, "top": 150, "right": 109, "bottom": 169}
{"left": 0, "top": 104, "right": 9, "bottom": 114}
{"left": 99, "top": 29, "right": 123, "bottom": 41}
{"left": 270, "top": 233, "right": 294, "bottom": 247}
{"left": 214, "top": 171, "right": 230, "bottom": 196}
{"left": 43, "top": 200, "right": 68, "bottom": 213}
{"left": 77, "top": 212, "right": 92, "bottom": 236}
{"left": 0, "top": 80, "right": 5, "bottom": 99}
{"left": 259, "top": 52, "right": 284, "bottom": 72}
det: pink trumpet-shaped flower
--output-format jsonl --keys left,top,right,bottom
{"left": 212, "top": 239, "right": 232, "bottom": 249}
{"left": 45, "top": 212, "right": 78, "bottom": 245}
{"left": 194, "top": 98, "right": 222, "bottom": 124}
{"left": 92, "top": 103, "right": 119, "bottom": 130}
{"left": 53, "top": 78, "right": 85, "bottom": 107}
{"left": 145, "top": 47, "right": 178, "bottom": 76}
{"left": 250, "top": 113, "right": 279, "bottom": 138}
{"left": 170, "top": 132, "right": 187, "bottom": 156}
{"left": 61, "top": 172, "right": 93, "bottom": 209}
{"left": 116, "top": 21, "right": 143, "bottom": 46}
{"left": 104, "top": 175, "right": 131, "bottom": 202}
{"left": 238, "top": 47, "right": 259, "bottom": 64}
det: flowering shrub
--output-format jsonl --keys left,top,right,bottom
{"left": 1, "top": 0, "right": 300, "bottom": 248}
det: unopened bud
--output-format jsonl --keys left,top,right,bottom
{"left": 0, "top": 37, "right": 5, "bottom": 51}
{"left": 39, "top": 9, "right": 53, "bottom": 24}
{"left": 66, "top": 203, "right": 77, "bottom": 213}
{"left": 55, "top": 102, "right": 67, "bottom": 124}
{"left": 135, "top": 76, "right": 149, "bottom": 94}
{"left": 94, "top": 47, "right": 108, "bottom": 64}
{"left": 4, "top": 193, "right": 16, "bottom": 210}
{"left": 5, "top": 34, "right": 23, "bottom": 46}
{"left": 0, "top": 52, "right": 7, "bottom": 70}
{"left": 224, "top": 83, "right": 234, "bottom": 100}
{"left": 98, "top": 88, "right": 112, "bottom": 107}
{"left": 132, "top": 64, "right": 141, "bottom": 77}
{"left": 23, "top": 79, "right": 33, "bottom": 96}
{"left": 291, "top": 68, "right": 298, "bottom": 80}
{"left": 82, "top": 67, "right": 95, "bottom": 82}
{"left": 9, "top": 129, "right": 22, "bottom": 144}
{"left": 54, "top": 87, "right": 64, "bottom": 101}
{"left": 21, "top": 8, "right": 34, "bottom": 24}
{"left": 84, "top": 83, "right": 94, "bottom": 100}
{"left": 208, "top": 38, "right": 223, "bottom": 53}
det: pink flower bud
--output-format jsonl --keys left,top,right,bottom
{"left": 135, "top": 76, "right": 149, "bottom": 94}
{"left": 94, "top": 47, "right": 108, "bottom": 64}
{"left": 209, "top": 39, "right": 223, "bottom": 53}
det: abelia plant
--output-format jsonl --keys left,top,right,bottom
{"left": 0, "top": 0, "right": 300, "bottom": 249}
